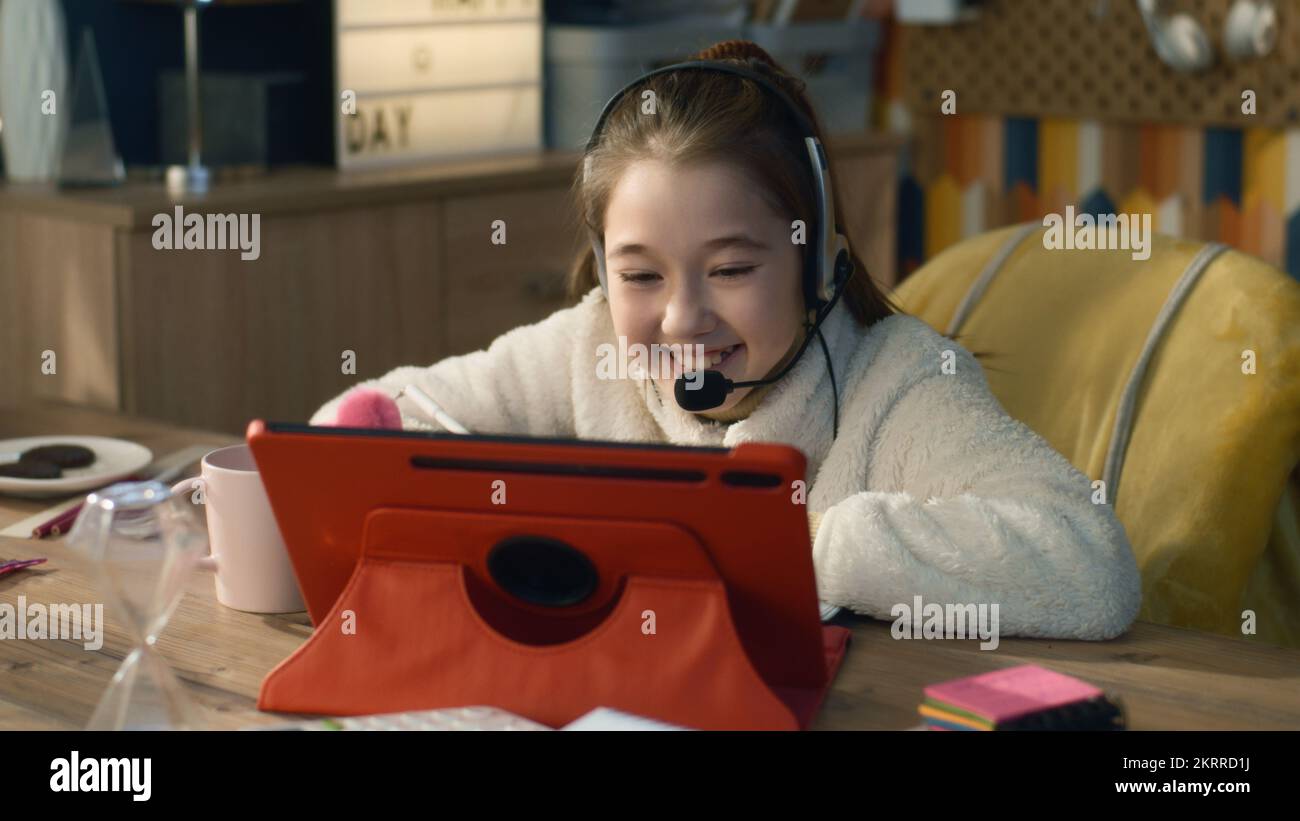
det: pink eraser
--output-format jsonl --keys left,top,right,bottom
{"left": 335, "top": 388, "right": 402, "bottom": 429}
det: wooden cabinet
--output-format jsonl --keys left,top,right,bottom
{"left": 0, "top": 132, "right": 901, "bottom": 433}
{"left": 117, "top": 201, "right": 445, "bottom": 433}
{"left": 0, "top": 213, "right": 119, "bottom": 411}
{"left": 440, "top": 185, "right": 583, "bottom": 356}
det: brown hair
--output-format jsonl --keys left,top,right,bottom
{"left": 566, "top": 39, "right": 897, "bottom": 327}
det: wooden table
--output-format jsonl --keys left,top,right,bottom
{"left": 3, "top": 403, "right": 1299, "bottom": 730}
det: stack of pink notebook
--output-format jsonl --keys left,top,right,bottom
{"left": 920, "top": 664, "right": 1125, "bottom": 731}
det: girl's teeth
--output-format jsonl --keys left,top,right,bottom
{"left": 675, "top": 344, "right": 736, "bottom": 369}
{"left": 709, "top": 345, "right": 737, "bottom": 366}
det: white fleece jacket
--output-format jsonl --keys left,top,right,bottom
{"left": 311, "top": 287, "right": 1143, "bottom": 640}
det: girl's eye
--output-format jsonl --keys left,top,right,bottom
{"left": 617, "top": 266, "right": 755, "bottom": 284}
{"left": 618, "top": 272, "right": 660, "bottom": 284}
{"left": 713, "top": 266, "right": 756, "bottom": 279}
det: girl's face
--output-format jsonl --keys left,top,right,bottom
{"left": 602, "top": 159, "right": 806, "bottom": 414}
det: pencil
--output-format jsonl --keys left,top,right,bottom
{"left": 33, "top": 504, "right": 82, "bottom": 539}
{"left": 399, "top": 384, "right": 471, "bottom": 434}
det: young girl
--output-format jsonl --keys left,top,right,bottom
{"left": 312, "top": 41, "right": 1142, "bottom": 641}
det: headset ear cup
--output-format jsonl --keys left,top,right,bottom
{"left": 836, "top": 250, "right": 853, "bottom": 287}
{"left": 825, "top": 236, "right": 853, "bottom": 302}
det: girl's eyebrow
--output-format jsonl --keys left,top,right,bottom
{"left": 608, "top": 234, "right": 771, "bottom": 259}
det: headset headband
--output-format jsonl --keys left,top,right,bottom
{"left": 584, "top": 60, "right": 818, "bottom": 153}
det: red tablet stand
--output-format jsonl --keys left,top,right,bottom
{"left": 247, "top": 421, "right": 850, "bottom": 729}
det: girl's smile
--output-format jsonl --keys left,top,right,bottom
{"left": 663, "top": 342, "right": 743, "bottom": 376}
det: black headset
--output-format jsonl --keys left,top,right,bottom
{"left": 582, "top": 59, "right": 858, "bottom": 439}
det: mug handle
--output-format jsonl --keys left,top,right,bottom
{"left": 172, "top": 477, "right": 218, "bottom": 572}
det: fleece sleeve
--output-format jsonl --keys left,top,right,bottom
{"left": 308, "top": 303, "right": 583, "bottom": 437}
{"left": 811, "top": 354, "right": 1143, "bottom": 641}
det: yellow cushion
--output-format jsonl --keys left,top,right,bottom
{"left": 891, "top": 224, "right": 1300, "bottom": 647}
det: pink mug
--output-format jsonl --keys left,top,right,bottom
{"left": 172, "top": 444, "right": 304, "bottom": 613}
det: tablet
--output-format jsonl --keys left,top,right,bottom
{"left": 246, "top": 420, "right": 829, "bottom": 690}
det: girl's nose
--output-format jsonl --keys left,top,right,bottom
{"left": 660, "top": 282, "right": 715, "bottom": 339}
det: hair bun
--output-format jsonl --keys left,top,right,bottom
{"left": 688, "top": 39, "right": 810, "bottom": 111}
{"left": 692, "top": 39, "right": 782, "bottom": 70}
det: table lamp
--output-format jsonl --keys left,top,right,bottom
{"left": 122, "top": 0, "right": 217, "bottom": 193}
{"left": 127, "top": 0, "right": 297, "bottom": 193}
{"left": 172, "top": 0, "right": 211, "bottom": 194}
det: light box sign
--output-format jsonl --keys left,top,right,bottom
{"left": 343, "top": 88, "right": 541, "bottom": 161}
{"left": 335, "top": 0, "right": 542, "bottom": 169}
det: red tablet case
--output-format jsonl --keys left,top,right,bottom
{"left": 246, "top": 421, "right": 850, "bottom": 730}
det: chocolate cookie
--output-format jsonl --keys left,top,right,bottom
{"left": 0, "top": 459, "right": 62, "bottom": 479}
{"left": 21, "top": 444, "right": 95, "bottom": 469}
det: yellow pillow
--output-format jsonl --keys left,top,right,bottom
{"left": 892, "top": 224, "right": 1300, "bottom": 647}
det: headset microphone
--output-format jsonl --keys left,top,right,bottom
{"left": 673, "top": 370, "right": 732, "bottom": 413}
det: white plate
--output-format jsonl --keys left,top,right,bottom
{"left": 0, "top": 436, "right": 154, "bottom": 499}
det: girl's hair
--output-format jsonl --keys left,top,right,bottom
{"left": 567, "top": 39, "right": 897, "bottom": 327}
